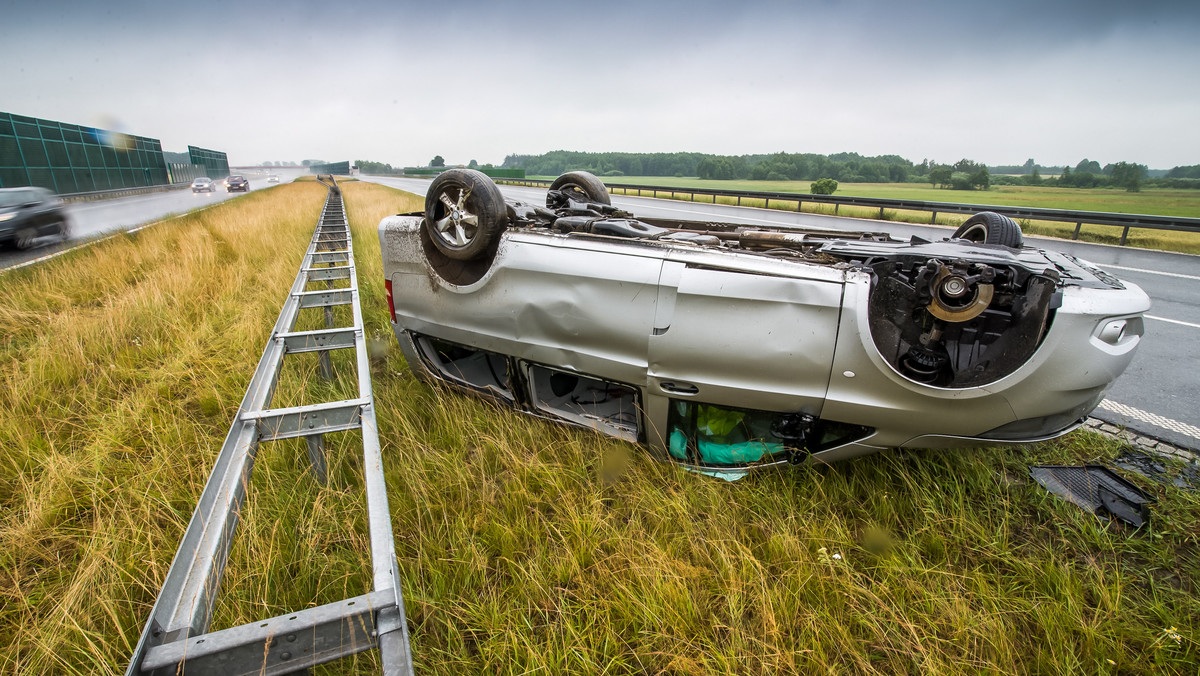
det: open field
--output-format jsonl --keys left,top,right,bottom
{"left": 1, "top": 182, "right": 1197, "bottom": 674}
{"left": 531, "top": 176, "right": 1200, "bottom": 253}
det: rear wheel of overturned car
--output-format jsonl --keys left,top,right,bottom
{"left": 953, "top": 211, "right": 1023, "bottom": 248}
{"left": 548, "top": 171, "right": 611, "bottom": 206}
{"left": 424, "top": 168, "right": 508, "bottom": 261}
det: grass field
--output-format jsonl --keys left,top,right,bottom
{"left": 531, "top": 176, "right": 1200, "bottom": 254}
{"left": 1, "top": 182, "right": 1197, "bottom": 674}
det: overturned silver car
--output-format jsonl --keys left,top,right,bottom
{"left": 378, "top": 169, "right": 1149, "bottom": 476}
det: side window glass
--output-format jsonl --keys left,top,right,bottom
{"left": 414, "top": 336, "right": 513, "bottom": 401}
{"left": 667, "top": 401, "right": 874, "bottom": 466}
{"left": 525, "top": 365, "right": 640, "bottom": 442}
{"left": 667, "top": 401, "right": 791, "bottom": 466}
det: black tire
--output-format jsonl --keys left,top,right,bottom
{"left": 424, "top": 169, "right": 508, "bottom": 261}
{"left": 56, "top": 217, "right": 71, "bottom": 242}
{"left": 548, "top": 171, "right": 611, "bottom": 206}
{"left": 14, "top": 227, "right": 37, "bottom": 250}
{"left": 953, "top": 211, "right": 1023, "bottom": 248}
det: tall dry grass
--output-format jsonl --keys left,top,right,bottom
{"left": 0, "top": 181, "right": 1195, "bottom": 674}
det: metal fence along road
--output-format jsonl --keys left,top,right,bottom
{"left": 126, "top": 176, "right": 414, "bottom": 676}
{"left": 495, "top": 178, "right": 1200, "bottom": 245}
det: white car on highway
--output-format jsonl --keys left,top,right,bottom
{"left": 190, "top": 177, "right": 215, "bottom": 193}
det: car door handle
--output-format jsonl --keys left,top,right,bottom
{"left": 659, "top": 381, "right": 699, "bottom": 395}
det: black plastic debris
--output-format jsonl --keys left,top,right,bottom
{"left": 1113, "top": 450, "right": 1200, "bottom": 490}
{"left": 1030, "top": 465, "right": 1156, "bottom": 528}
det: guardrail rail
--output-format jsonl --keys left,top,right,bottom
{"left": 57, "top": 183, "right": 187, "bottom": 204}
{"left": 126, "top": 175, "right": 413, "bottom": 675}
{"left": 493, "top": 178, "right": 1200, "bottom": 246}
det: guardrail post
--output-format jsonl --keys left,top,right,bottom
{"left": 765, "top": 198, "right": 770, "bottom": 209}
{"left": 931, "top": 210, "right": 937, "bottom": 224}
{"left": 1073, "top": 222, "right": 1083, "bottom": 240}
{"left": 1120, "top": 226, "right": 1130, "bottom": 246}
{"left": 306, "top": 435, "right": 328, "bottom": 483}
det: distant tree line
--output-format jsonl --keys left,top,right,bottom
{"left": 355, "top": 159, "right": 400, "bottom": 174}
{"left": 500, "top": 150, "right": 1196, "bottom": 191}
{"left": 356, "top": 151, "right": 1198, "bottom": 192}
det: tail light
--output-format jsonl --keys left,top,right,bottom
{"left": 384, "top": 278, "right": 396, "bottom": 323}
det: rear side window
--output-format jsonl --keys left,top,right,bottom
{"left": 415, "top": 336, "right": 513, "bottom": 402}
{"left": 525, "top": 364, "right": 640, "bottom": 442}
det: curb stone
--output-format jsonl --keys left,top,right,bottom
{"left": 1083, "top": 417, "right": 1199, "bottom": 464}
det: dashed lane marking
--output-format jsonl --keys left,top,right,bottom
{"left": 1097, "top": 399, "right": 1200, "bottom": 441}
{"left": 1103, "top": 264, "right": 1200, "bottom": 282}
{"left": 1145, "top": 315, "right": 1200, "bottom": 329}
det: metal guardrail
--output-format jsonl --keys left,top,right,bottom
{"left": 57, "top": 184, "right": 186, "bottom": 204}
{"left": 494, "top": 178, "right": 1200, "bottom": 246}
{"left": 126, "top": 176, "right": 414, "bottom": 675}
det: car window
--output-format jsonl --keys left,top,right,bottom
{"left": 415, "top": 336, "right": 514, "bottom": 402}
{"left": 0, "top": 191, "right": 30, "bottom": 207}
{"left": 525, "top": 364, "right": 640, "bottom": 441}
{"left": 666, "top": 400, "right": 789, "bottom": 465}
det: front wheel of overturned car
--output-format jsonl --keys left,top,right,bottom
{"left": 548, "top": 171, "right": 611, "bottom": 206}
{"left": 953, "top": 211, "right": 1023, "bottom": 248}
{"left": 424, "top": 168, "right": 508, "bottom": 261}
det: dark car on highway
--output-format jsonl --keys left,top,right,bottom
{"left": 0, "top": 186, "right": 70, "bottom": 249}
{"left": 225, "top": 175, "right": 249, "bottom": 193}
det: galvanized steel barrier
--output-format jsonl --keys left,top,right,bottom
{"left": 126, "top": 175, "right": 413, "bottom": 675}
{"left": 495, "top": 178, "right": 1200, "bottom": 246}
{"left": 58, "top": 184, "right": 186, "bottom": 204}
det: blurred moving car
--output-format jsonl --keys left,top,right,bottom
{"left": 378, "top": 170, "right": 1150, "bottom": 477}
{"left": 225, "top": 175, "right": 249, "bottom": 193}
{"left": 0, "top": 186, "right": 70, "bottom": 249}
{"left": 267, "top": 174, "right": 280, "bottom": 184}
{"left": 191, "top": 177, "right": 215, "bottom": 193}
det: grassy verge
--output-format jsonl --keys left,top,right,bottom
{"left": 535, "top": 177, "right": 1200, "bottom": 254}
{"left": 1, "top": 182, "right": 1197, "bottom": 674}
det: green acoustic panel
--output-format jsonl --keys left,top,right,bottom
{"left": 188, "top": 145, "right": 230, "bottom": 178}
{"left": 310, "top": 161, "right": 350, "bottom": 175}
{"left": 0, "top": 111, "right": 169, "bottom": 191}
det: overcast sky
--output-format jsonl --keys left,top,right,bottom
{"left": 4, "top": 0, "right": 1198, "bottom": 169}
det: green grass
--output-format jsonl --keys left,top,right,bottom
{"left": 532, "top": 176, "right": 1200, "bottom": 254}
{"left": 1, "top": 182, "right": 1197, "bottom": 674}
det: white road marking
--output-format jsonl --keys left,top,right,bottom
{"left": 1145, "top": 315, "right": 1200, "bottom": 329}
{"left": 1104, "top": 264, "right": 1200, "bottom": 281}
{"left": 1098, "top": 400, "right": 1200, "bottom": 440}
